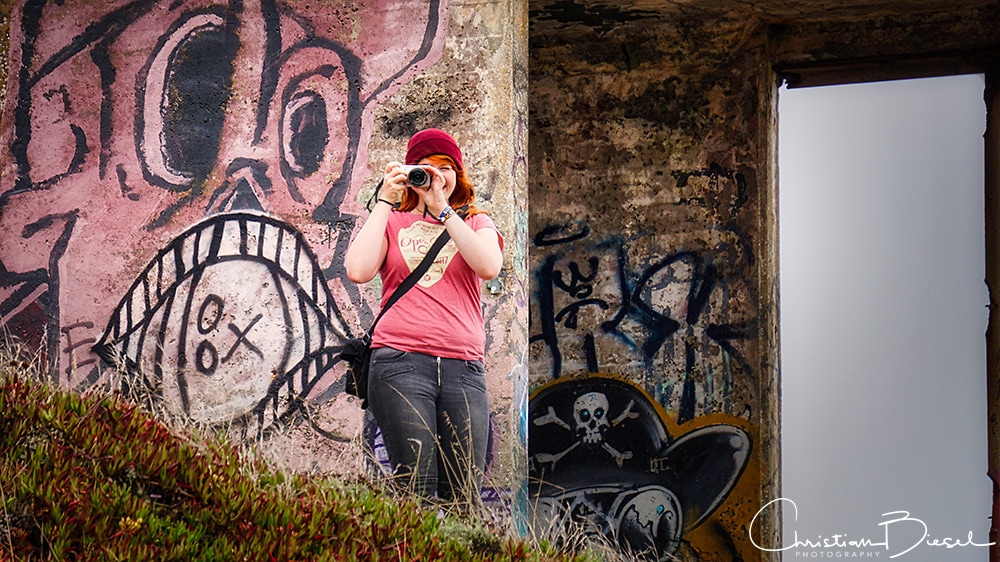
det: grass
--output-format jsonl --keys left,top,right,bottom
{"left": 0, "top": 341, "right": 590, "bottom": 561}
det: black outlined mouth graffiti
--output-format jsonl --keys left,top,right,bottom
{"left": 93, "top": 212, "right": 350, "bottom": 437}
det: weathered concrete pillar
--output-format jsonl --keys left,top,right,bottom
{"left": 984, "top": 69, "right": 1000, "bottom": 562}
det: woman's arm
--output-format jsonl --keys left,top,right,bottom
{"left": 415, "top": 168, "right": 503, "bottom": 279}
{"left": 344, "top": 163, "right": 408, "bottom": 283}
{"left": 343, "top": 202, "right": 390, "bottom": 283}
{"left": 441, "top": 215, "right": 503, "bottom": 280}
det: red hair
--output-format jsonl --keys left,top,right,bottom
{"left": 397, "top": 154, "right": 484, "bottom": 217}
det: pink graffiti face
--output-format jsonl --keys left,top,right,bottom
{"left": 0, "top": 0, "right": 448, "bottom": 431}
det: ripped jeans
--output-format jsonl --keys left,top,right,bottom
{"left": 366, "top": 346, "right": 490, "bottom": 504}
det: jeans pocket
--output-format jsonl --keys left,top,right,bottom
{"left": 460, "top": 360, "right": 487, "bottom": 393}
{"left": 371, "top": 347, "right": 412, "bottom": 380}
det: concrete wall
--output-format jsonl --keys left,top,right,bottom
{"left": 527, "top": 2, "right": 999, "bottom": 561}
{"left": 4, "top": 0, "right": 1000, "bottom": 559}
{"left": 0, "top": 0, "right": 528, "bottom": 494}
{"left": 527, "top": 10, "right": 771, "bottom": 560}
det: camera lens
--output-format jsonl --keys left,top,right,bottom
{"left": 407, "top": 167, "right": 429, "bottom": 187}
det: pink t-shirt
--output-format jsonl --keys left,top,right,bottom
{"left": 371, "top": 211, "right": 503, "bottom": 360}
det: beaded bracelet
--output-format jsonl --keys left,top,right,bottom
{"left": 438, "top": 205, "right": 456, "bottom": 223}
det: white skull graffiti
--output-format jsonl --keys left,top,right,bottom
{"left": 574, "top": 392, "right": 610, "bottom": 444}
{"left": 532, "top": 391, "right": 640, "bottom": 468}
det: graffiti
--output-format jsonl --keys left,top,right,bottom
{"left": 530, "top": 213, "right": 753, "bottom": 421}
{"left": 526, "top": 164, "right": 758, "bottom": 558}
{"left": 92, "top": 212, "right": 349, "bottom": 436}
{"left": 0, "top": 0, "right": 450, "bottom": 444}
{"left": 528, "top": 375, "right": 751, "bottom": 561}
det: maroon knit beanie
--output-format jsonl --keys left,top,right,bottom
{"left": 405, "top": 128, "right": 463, "bottom": 170}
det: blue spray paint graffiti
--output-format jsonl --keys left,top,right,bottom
{"left": 529, "top": 221, "right": 754, "bottom": 420}
{"left": 527, "top": 164, "right": 758, "bottom": 559}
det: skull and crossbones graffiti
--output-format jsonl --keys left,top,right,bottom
{"left": 532, "top": 391, "right": 639, "bottom": 468}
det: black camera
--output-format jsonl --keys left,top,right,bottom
{"left": 400, "top": 165, "right": 430, "bottom": 187}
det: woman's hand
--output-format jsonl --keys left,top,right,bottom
{"left": 345, "top": 162, "right": 409, "bottom": 283}
{"left": 381, "top": 161, "right": 410, "bottom": 204}
{"left": 411, "top": 165, "right": 450, "bottom": 217}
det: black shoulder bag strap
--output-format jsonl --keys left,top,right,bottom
{"left": 362, "top": 229, "right": 452, "bottom": 343}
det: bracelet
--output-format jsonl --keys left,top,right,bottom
{"left": 377, "top": 198, "right": 395, "bottom": 207}
{"left": 438, "top": 205, "right": 456, "bottom": 223}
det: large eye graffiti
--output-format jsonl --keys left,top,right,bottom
{"left": 276, "top": 57, "right": 354, "bottom": 207}
{"left": 282, "top": 91, "right": 328, "bottom": 177}
{"left": 93, "top": 213, "right": 351, "bottom": 435}
{"left": 138, "top": 12, "right": 237, "bottom": 189}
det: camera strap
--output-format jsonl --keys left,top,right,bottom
{"left": 362, "top": 229, "right": 452, "bottom": 344}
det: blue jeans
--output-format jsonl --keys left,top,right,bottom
{"left": 366, "top": 346, "right": 490, "bottom": 504}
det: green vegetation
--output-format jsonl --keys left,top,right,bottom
{"left": 0, "top": 348, "right": 583, "bottom": 561}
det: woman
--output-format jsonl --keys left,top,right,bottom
{"left": 344, "top": 128, "right": 503, "bottom": 506}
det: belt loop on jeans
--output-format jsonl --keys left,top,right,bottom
{"left": 436, "top": 356, "right": 441, "bottom": 387}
